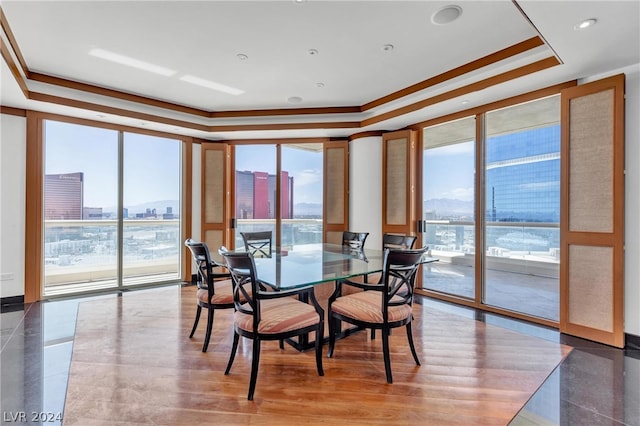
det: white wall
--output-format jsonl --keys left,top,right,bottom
{"left": 349, "top": 136, "right": 382, "bottom": 250}
{"left": 623, "top": 66, "right": 640, "bottom": 336}
{"left": 190, "top": 143, "right": 201, "bottom": 240}
{"left": 0, "top": 113, "right": 26, "bottom": 298}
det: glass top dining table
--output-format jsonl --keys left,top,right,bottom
{"left": 247, "top": 243, "right": 435, "bottom": 291}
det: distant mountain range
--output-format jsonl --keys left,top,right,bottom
{"left": 424, "top": 198, "right": 474, "bottom": 217}
{"left": 112, "top": 199, "right": 472, "bottom": 217}
{"left": 108, "top": 198, "right": 554, "bottom": 222}
{"left": 111, "top": 200, "right": 324, "bottom": 217}
{"left": 102, "top": 200, "right": 179, "bottom": 216}
{"left": 293, "top": 202, "right": 322, "bottom": 216}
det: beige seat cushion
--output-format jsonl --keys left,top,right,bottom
{"left": 234, "top": 297, "right": 320, "bottom": 334}
{"left": 331, "top": 291, "right": 412, "bottom": 323}
{"left": 196, "top": 279, "right": 235, "bottom": 305}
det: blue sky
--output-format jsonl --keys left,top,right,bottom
{"left": 46, "top": 118, "right": 477, "bottom": 212}
{"left": 45, "top": 120, "right": 323, "bottom": 209}
{"left": 235, "top": 144, "right": 323, "bottom": 204}
{"left": 423, "top": 141, "right": 475, "bottom": 202}
{"left": 45, "top": 120, "right": 180, "bottom": 209}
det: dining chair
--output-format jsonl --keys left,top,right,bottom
{"left": 342, "top": 231, "right": 369, "bottom": 249}
{"left": 327, "top": 246, "right": 428, "bottom": 383}
{"left": 240, "top": 231, "right": 273, "bottom": 258}
{"left": 382, "top": 233, "right": 417, "bottom": 250}
{"left": 339, "top": 231, "right": 370, "bottom": 293}
{"left": 365, "top": 233, "right": 418, "bottom": 284}
{"left": 358, "top": 233, "right": 419, "bottom": 339}
{"left": 184, "top": 239, "right": 235, "bottom": 353}
{"left": 221, "top": 251, "right": 325, "bottom": 401}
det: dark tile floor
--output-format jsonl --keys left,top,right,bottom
{"left": 1, "top": 286, "right": 638, "bottom": 425}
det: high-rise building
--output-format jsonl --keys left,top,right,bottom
{"left": 485, "top": 125, "right": 560, "bottom": 223}
{"left": 236, "top": 170, "right": 255, "bottom": 219}
{"left": 44, "top": 172, "right": 83, "bottom": 220}
{"left": 235, "top": 170, "right": 294, "bottom": 219}
{"left": 82, "top": 207, "right": 102, "bottom": 220}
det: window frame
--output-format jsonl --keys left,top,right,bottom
{"left": 25, "top": 112, "right": 192, "bottom": 301}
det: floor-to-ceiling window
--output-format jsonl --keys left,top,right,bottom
{"left": 421, "top": 117, "right": 476, "bottom": 300}
{"left": 233, "top": 143, "right": 323, "bottom": 249}
{"left": 420, "top": 95, "right": 560, "bottom": 321}
{"left": 233, "top": 144, "right": 277, "bottom": 248}
{"left": 484, "top": 96, "right": 560, "bottom": 321}
{"left": 42, "top": 120, "right": 183, "bottom": 296}
{"left": 122, "top": 132, "right": 182, "bottom": 286}
{"left": 281, "top": 143, "right": 323, "bottom": 248}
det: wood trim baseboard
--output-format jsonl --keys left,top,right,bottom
{"left": 626, "top": 333, "right": 640, "bottom": 350}
{"left": 0, "top": 295, "right": 24, "bottom": 307}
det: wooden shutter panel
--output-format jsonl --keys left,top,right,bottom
{"left": 324, "top": 141, "right": 349, "bottom": 244}
{"left": 382, "top": 130, "right": 417, "bottom": 238}
{"left": 201, "top": 142, "right": 230, "bottom": 262}
{"left": 560, "top": 74, "right": 625, "bottom": 347}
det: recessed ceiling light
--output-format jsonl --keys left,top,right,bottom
{"left": 88, "top": 48, "right": 176, "bottom": 76}
{"left": 431, "top": 5, "right": 463, "bottom": 25}
{"left": 180, "top": 75, "right": 245, "bottom": 95}
{"left": 382, "top": 44, "right": 394, "bottom": 52}
{"left": 237, "top": 53, "right": 248, "bottom": 60}
{"left": 308, "top": 49, "right": 319, "bottom": 56}
{"left": 288, "top": 96, "right": 303, "bottom": 103}
{"left": 574, "top": 18, "right": 597, "bottom": 30}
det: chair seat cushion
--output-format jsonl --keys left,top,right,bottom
{"left": 234, "top": 297, "right": 320, "bottom": 334}
{"left": 197, "top": 279, "right": 235, "bottom": 305}
{"left": 331, "top": 291, "right": 412, "bottom": 324}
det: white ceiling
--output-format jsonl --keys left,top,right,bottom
{"left": 1, "top": 1, "right": 639, "bottom": 140}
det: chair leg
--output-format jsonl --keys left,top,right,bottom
{"left": 189, "top": 305, "right": 202, "bottom": 338}
{"left": 315, "top": 321, "right": 324, "bottom": 376}
{"left": 202, "top": 307, "right": 214, "bottom": 352}
{"left": 327, "top": 315, "right": 337, "bottom": 358}
{"left": 382, "top": 327, "right": 393, "bottom": 384}
{"left": 225, "top": 332, "right": 240, "bottom": 375}
{"left": 406, "top": 323, "right": 421, "bottom": 366}
{"left": 247, "top": 339, "right": 261, "bottom": 401}
{"left": 279, "top": 339, "right": 284, "bottom": 349}
{"left": 370, "top": 328, "right": 375, "bottom": 339}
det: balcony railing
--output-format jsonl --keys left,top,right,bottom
{"left": 43, "top": 218, "right": 324, "bottom": 294}
{"left": 234, "top": 218, "right": 323, "bottom": 249}
{"left": 43, "top": 217, "right": 558, "bottom": 296}
{"left": 424, "top": 220, "right": 559, "bottom": 278}
{"left": 44, "top": 219, "right": 181, "bottom": 293}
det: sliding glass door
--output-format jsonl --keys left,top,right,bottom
{"left": 43, "top": 121, "right": 120, "bottom": 294}
{"left": 421, "top": 117, "right": 476, "bottom": 299}
{"left": 483, "top": 97, "right": 560, "bottom": 321}
{"left": 42, "top": 119, "right": 182, "bottom": 296}
{"left": 420, "top": 96, "right": 560, "bottom": 321}
{"left": 234, "top": 143, "right": 323, "bottom": 249}
{"left": 122, "top": 132, "right": 182, "bottom": 286}
{"left": 233, "top": 145, "right": 277, "bottom": 248}
{"left": 281, "top": 144, "right": 323, "bottom": 248}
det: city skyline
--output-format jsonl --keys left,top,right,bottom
{"left": 44, "top": 120, "right": 181, "bottom": 209}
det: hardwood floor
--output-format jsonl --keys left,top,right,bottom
{"left": 62, "top": 285, "right": 570, "bottom": 425}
